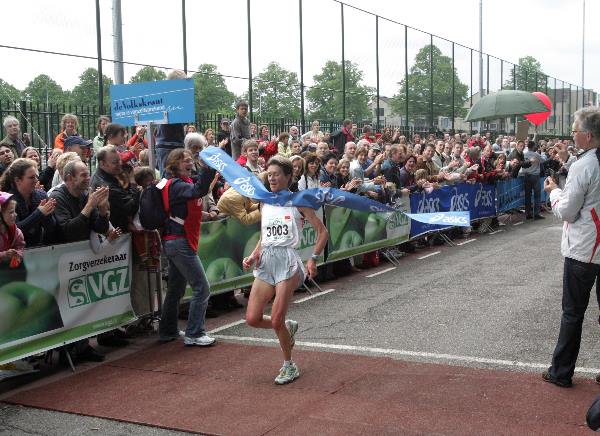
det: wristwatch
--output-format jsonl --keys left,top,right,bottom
{"left": 310, "top": 254, "right": 319, "bottom": 261}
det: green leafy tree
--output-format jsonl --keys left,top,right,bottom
{"left": 191, "top": 64, "right": 236, "bottom": 114}
{"left": 390, "top": 45, "right": 468, "bottom": 123}
{"left": 306, "top": 60, "right": 373, "bottom": 121}
{"left": 129, "top": 66, "right": 167, "bottom": 83}
{"left": 70, "top": 68, "right": 112, "bottom": 110}
{"left": 23, "top": 75, "right": 69, "bottom": 106}
{"left": 243, "top": 62, "right": 301, "bottom": 119}
{"left": 0, "top": 79, "right": 21, "bottom": 102}
{"left": 503, "top": 56, "right": 547, "bottom": 92}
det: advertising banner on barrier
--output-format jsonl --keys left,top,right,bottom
{"left": 197, "top": 210, "right": 324, "bottom": 294}
{"left": 497, "top": 178, "right": 525, "bottom": 213}
{"left": 496, "top": 177, "right": 547, "bottom": 213}
{"left": 0, "top": 236, "right": 135, "bottom": 365}
{"left": 409, "top": 183, "right": 497, "bottom": 238}
{"left": 325, "top": 194, "right": 411, "bottom": 262}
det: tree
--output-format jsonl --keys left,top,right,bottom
{"left": 129, "top": 66, "right": 167, "bottom": 83}
{"left": 503, "top": 56, "right": 547, "bottom": 92}
{"left": 306, "top": 60, "right": 373, "bottom": 121}
{"left": 0, "top": 79, "right": 21, "bottom": 102}
{"left": 390, "top": 45, "right": 469, "bottom": 124}
{"left": 191, "top": 64, "right": 236, "bottom": 114}
{"left": 23, "top": 75, "right": 69, "bottom": 106}
{"left": 70, "top": 68, "right": 112, "bottom": 110}
{"left": 243, "top": 62, "right": 301, "bottom": 119}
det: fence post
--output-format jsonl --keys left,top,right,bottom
{"left": 404, "top": 26, "right": 409, "bottom": 134}
{"left": 19, "top": 101, "right": 28, "bottom": 134}
{"left": 375, "top": 15, "right": 380, "bottom": 133}
{"left": 298, "top": 0, "right": 305, "bottom": 132}
{"left": 95, "top": 0, "right": 104, "bottom": 114}
{"left": 340, "top": 3, "right": 346, "bottom": 120}
{"left": 182, "top": 0, "right": 188, "bottom": 75}
{"left": 451, "top": 42, "right": 455, "bottom": 133}
{"left": 429, "top": 34, "right": 433, "bottom": 132}
{"left": 246, "top": 0, "right": 253, "bottom": 120}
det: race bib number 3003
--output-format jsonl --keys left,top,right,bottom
{"left": 264, "top": 216, "right": 293, "bottom": 243}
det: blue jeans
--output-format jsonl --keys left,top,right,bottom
{"left": 523, "top": 174, "right": 541, "bottom": 216}
{"left": 549, "top": 257, "right": 600, "bottom": 382}
{"left": 159, "top": 238, "right": 211, "bottom": 339}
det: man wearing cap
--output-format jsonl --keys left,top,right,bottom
{"left": 230, "top": 101, "right": 251, "bottom": 161}
{"left": 63, "top": 135, "right": 93, "bottom": 160}
{"left": 1, "top": 116, "right": 29, "bottom": 158}
{"left": 214, "top": 118, "right": 230, "bottom": 155}
{"left": 91, "top": 146, "right": 140, "bottom": 233}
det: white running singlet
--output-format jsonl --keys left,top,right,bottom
{"left": 260, "top": 203, "right": 302, "bottom": 248}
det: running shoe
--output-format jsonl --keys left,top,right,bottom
{"left": 184, "top": 334, "right": 216, "bottom": 347}
{"left": 274, "top": 363, "right": 300, "bottom": 385}
{"left": 285, "top": 319, "right": 298, "bottom": 348}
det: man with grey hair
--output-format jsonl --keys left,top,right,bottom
{"left": 1, "top": 116, "right": 28, "bottom": 157}
{"left": 542, "top": 106, "right": 600, "bottom": 388}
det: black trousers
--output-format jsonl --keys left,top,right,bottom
{"left": 549, "top": 257, "right": 600, "bottom": 382}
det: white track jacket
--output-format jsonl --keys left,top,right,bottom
{"left": 549, "top": 148, "right": 600, "bottom": 264}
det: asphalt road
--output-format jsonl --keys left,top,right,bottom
{"left": 219, "top": 215, "right": 600, "bottom": 374}
{"left": 3, "top": 213, "right": 600, "bottom": 434}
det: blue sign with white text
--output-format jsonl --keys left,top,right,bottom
{"left": 110, "top": 79, "right": 195, "bottom": 126}
{"left": 409, "top": 183, "right": 497, "bottom": 237}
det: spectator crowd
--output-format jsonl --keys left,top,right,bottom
{"left": 0, "top": 89, "right": 581, "bottom": 363}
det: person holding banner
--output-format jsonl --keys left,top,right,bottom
{"left": 159, "top": 148, "right": 217, "bottom": 346}
{"left": 243, "top": 156, "right": 328, "bottom": 385}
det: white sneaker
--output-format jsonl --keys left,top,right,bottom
{"left": 285, "top": 319, "right": 298, "bottom": 348}
{"left": 274, "top": 363, "right": 300, "bottom": 385}
{"left": 184, "top": 334, "right": 216, "bottom": 347}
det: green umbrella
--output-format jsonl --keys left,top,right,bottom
{"left": 464, "top": 90, "right": 549, "bottom": 122}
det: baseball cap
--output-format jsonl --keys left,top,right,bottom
{"left": 370, "top": 144, "right": 381, "bottom": 151}
{"left": 0, "top": 191, "right": 13, "bottom": 206}
{"left": 64, "top": 136, "right": 93, "bottom": 149}
{"left": 308, "top": 142, "right": 317, "bottom": 150}
{"left": 220, "top": 118, "right": 230, "bottom": 124}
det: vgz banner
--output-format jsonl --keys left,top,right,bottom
{"left": 325, "top": 193, "right": 411, "bottom": 262}
{"left": 409, "top": 183, "right": 496, "bottom": 238}
{"left": 0, "top": 236, "right": 135, "bottom": 365}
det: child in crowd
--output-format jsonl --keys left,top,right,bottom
{"left": 242, "top": 140, "right": 261, "bottom": 176}
{"left": 130, "top": 167, "right": 161, "bottom": 268}
{"left": 0, "top": 192, "right": 25, "bottom": 268}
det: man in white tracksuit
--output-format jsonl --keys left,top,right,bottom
{"left": 542, "top": 106, "right": 600, "bottom": 388}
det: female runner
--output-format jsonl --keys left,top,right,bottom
{"left": 243, "top": 156, "right": 328, "bottom": 384}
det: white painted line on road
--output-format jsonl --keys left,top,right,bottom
{"left": 365, "top": 267, "right": 396, "bottom": 278}
{"left": 294, "top": 288, "right": 335, "bottom": 304}
{"left": 489, "top": 229, "right": 505, "bottom": 235}
{"left": 513, "top": 221, "right": 524, "bottom": 226}
{"left": 208, "top": 319, "right": 246, "bottom": 334}
{"left": 213, "top": 335, "right": 600, "bottom": 375}
{"left": 456, "top": 239, "right": 477, "bottom": 246}
{"left": 418, "top": 251, "right": 441, "bottom": 260}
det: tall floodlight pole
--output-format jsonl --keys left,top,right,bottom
{"left": 582, "top": 0, "right": 585, "bottom": 95}
{"left": 479, "top": 0, "right": 483, "bottom": 98}
{"left": 112, "top": 0, "right": 124, "bottom": 84}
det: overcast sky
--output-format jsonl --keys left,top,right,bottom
{"left": 0, "top": 0, "right": 597, "bottom": 102}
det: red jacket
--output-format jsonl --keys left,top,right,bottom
{"left": 261, "top": 140, "right": 279, "bottom": 162}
